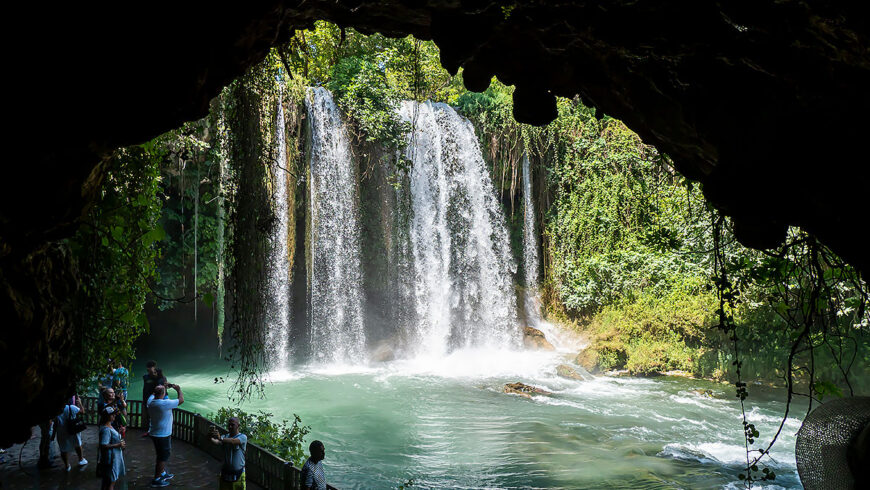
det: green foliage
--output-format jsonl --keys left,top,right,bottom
{"left": 209, "top": 407, "right": 310, "bottom": 467}
{"left": 282, "top": 21, "right": 463, "bottom": 153}
{"left": 583, "top": 285, "right": 718, "bottom": 375}
{"left": 150, "top": 121, "right": 225, "bottom": 315}
{"left": 455, "top": 80, "right": 515, "bottom": 133}
{"left": 68, "top": 144, "right": 164, "bottom": 392}
{"left": 328, "top": 55, "right": 410, "bottom": 151}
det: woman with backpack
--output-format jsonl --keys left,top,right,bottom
{"left": 56, "top": 394, "right": 88, "bottom": 470}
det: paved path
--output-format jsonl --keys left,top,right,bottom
{"left": 0, "top": 427, "right": 263, "bottom": 489}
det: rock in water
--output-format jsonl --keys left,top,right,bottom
{"left": 557, "top": 364, "right": 591, "bottom": 381}
{"left": 574, "top": 349, "right": 599, "bottom": 373}
{"left": 523, "top": 326, "right": 555, "bottom": 350}
{"left": 504, "top": 382, "right": 552, "bottom": 399}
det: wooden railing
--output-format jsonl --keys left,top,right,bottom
{"left": 84, "top": 396, "right": 337, "bottom": 489}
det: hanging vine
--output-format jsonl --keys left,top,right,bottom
{"left": 222, "top": 56, "right": 283, "bottom": 401}
{"left": 712, "top": 211, "right": 869, "bottom": 487}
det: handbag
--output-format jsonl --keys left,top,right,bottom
{"left": 95, "top": 461, "right": 108, "bottom": 478}
{"left": 66, "top": 405, "right": 88, "bottom": 435}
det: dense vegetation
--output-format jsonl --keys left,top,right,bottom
{"left": 68, "top": 143, "right": 164, "bottom": 394}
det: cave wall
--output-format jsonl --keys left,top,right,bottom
{"left": 3, "top": 1, "right": 869, "bottom": 445}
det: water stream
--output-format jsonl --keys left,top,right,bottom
{"left": 305, "top": 87, "right": 367, "bottom": 364}
{"left": 266, "top": 100, "right": 291, "bottom": 370}
{"left": 398, "top": 101, "right": 519, "bottom": 356}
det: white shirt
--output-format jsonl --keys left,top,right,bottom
{"left": 146, "top": 394, "right": 179, "bottom": 437}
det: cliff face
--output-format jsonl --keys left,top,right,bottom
{"left": 3, "top": 1, "right": 868, "bottom": 446}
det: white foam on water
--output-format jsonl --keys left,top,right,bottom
{"left": 745, "top": 405, "right": 803, "bottom": 431}
{"left": 659, "top": 441, "right": 749, "bottom": 466}
{"left": 305, "top": 362, "right": 381, "bottom": 377}
{"left": 382, "top": 346, "right": 562, "bottom": 380}
{"left": 265, "top": 368, "right": 302, "bottom": 383}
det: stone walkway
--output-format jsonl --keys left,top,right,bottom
{"left": 0, "top": 427, "right": 263, "bottom": 489}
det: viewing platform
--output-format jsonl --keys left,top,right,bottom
{"left": 1, "top": 397, "right": 335, "bottom": 489}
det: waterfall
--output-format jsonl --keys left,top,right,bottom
{"left": 266, "top": 101, "right": 291, "bottom": 370}
{"left": 520, "top": 153, "right": 580, "bottom": 350}
{"left": 521, "top": 153, "right": 542, "bottom": 325}
{"left": 397, "top": 101, "right": 519, "bottom": 356}
{"left": 305, "top": 87, "right": 367, "bottom": 364}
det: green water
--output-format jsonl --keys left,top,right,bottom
{"left": 130, "top": 349, "right": 802, "bottom": 489}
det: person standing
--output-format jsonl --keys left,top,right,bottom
{"left": 300, "top": 440, "right": 327, "bottom": 490}
{"left": 98, "top": 359, "right": 115, "bottom": 392}
{"left": 113, "top": 360, "right": 129, "bottom": 399}
{"left": 98, "top": 388, "right": 128, "bottom": 438}
{"left": 56, "top": 395, "right": 88, "bottom": 470}
{"left": 147, "top": 383, "right": 183, "bottom": 487}
{"left": 98, "top": 407, "right": 126, "bottom": 490}
{"left": 141, "top": 361, "right": 165, "bottom": 437}
{"left": 209, "top": 417, "right": 247, "bottom": 490}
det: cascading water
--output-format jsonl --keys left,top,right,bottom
{"left": 266, "top": 101, "right": 291, "bottom": 370}
{"left": 305, "top": 87, "right": 367, "bottom": 364}
{"left": 520, "top": 153, "right": 580, "bottom": 351}
{"left": 397, "top": 101, "right": 519, "bottom": 356}
{"left": 521, "top": 152, "right": 542, "bottom": 326}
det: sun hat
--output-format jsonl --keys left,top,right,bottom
{"left": 796, "top": 396, "right": 870, "bottom": 489}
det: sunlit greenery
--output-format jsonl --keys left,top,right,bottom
{"left": 68, "top": 145, "right": 164, "bottom": 392}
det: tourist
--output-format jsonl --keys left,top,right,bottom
{"left": 147, "top": 383, "right": 183, "bottom": 487}
{"left": 98, "top": 407, "right": 126, "bottom": 490}
{"left": 141, "top": 360, "right": 166, "bottom": 437}
{"left": 300, "top": 440, "right": 327, "bottom": 490}
{"left": 209, "top": 416, "right": 247, "bottom": 489}
{"left": 113, "top": 360, "right": 129, "bottom": 399}
{"left": 98, "top": 388, "right": 128, "bottom": 437}
{"left": 98, "top": 359, "right": 115, "bottom": 392}
{"left": 56, "top": 395, "right": 88, "bottom": 470}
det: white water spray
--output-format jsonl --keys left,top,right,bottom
{"left": 266, "top": 100, "right": 291, "bottom": 370}
{"left": 398, "top": 101, "right": 519, "bottom": 356}
{"left": 305, "top": 87, "right": 367, "bottom": 364}
{"left": 522, "top": 152, "right": 541, "bottom": 324}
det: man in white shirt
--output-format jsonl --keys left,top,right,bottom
{"left": 146, "top": 383, "right": 183, "bottom": 487}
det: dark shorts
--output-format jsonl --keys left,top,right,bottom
{"left": 151, "top": 435, "right": 171, "bottom": 462}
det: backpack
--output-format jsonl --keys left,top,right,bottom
{"left": 66, "top": 405, "right": 88, "bottom": 435}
